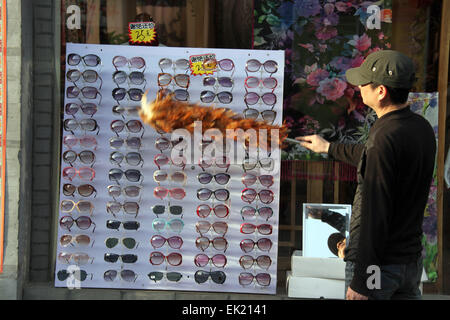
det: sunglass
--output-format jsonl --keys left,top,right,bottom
{"left": 151, "top": 205, "right": 183, "bottom": 216}
{"left": 63, "top": 135, "right": 97, "bottom": 150}
{"left": 150, "top": 235, "right": 183, "bottom": 250}
{"left": 243, "top": 108, "right": 277, "bottom": 124}
{"left": 194, "top": 270, "right": 226, "bottom": 284}
{"left": 238, "top": 272, "right": 271, "bottom": 286}
{"left": 104, "top": 269, "right": 137, "bottom": 282}
{"left": 57, "top": 252, "right": 94, "bottom": 265}
{"left": 158, "top": 58, "right": 189, "bottom": 71}
{"left": 244, "top": 76, "right": 277, "bottom": 89}
{"left": 112, "top": 105, "right": 141, "bottom": 117}
{"left": 112, "top": 70, "right": 146, "bottom": 86}
{"left": 148, "top": 271, "right": 183, "bottom": 283}
{"left": 241, "top": 188, "right": 274, "bottom": 204}
{"left": 112, "top": 88, "right": 144, "bottom": 102}
{"left": 62, "top": 167, "right": 95, "bottom": 181}
{"left": 106, "top": 201, "right": 140, "bottom": 218}
{"left": 200, "top": 90, "right": 233, "bottom": 104}
{"left": 57, "top": 269, "right": 92, "bottom": 282}
{"left": 153, "top": 186, "right": 186, "bottom": 200}
{"left": 242, "top": 157, "right": 274, "bottom": 172}
{"left": 107, "top": 185, "right": 142, "bottom": 199}
{"left": 196, "top": 204, "right": 229, "bottom": 219}
{"left": 198, "top": 156, "right": 230, "bottom": 171}
{"left": 155, "top": 136, "right": 187, "bottom": 152}
{"left": 63, "top": 183, "right": 97, "bottom": 198}
{"left": 154, "top": 153, "right": 170, "bottom": 169}
{"left": 63, "top": 150, "right": 96, "bottom": 166}
{"left": 67, "top": 53, "right": 101, "bottom": 67}
{"left": 59, "top": 215, "right": 96, "bottom": 232}
{"left": 60, "top": 199, "right": 94, "bottom": 215}
{"left": 241, "top": 173, "right": 274, "bottom": 187}
{"left": 197, "top": 188, "right": 230, "bottom": 202}
{"left": 153, "top": 170, "right": 187, "bottom": 185}
{"left": 113, "top": 56, "right": 146, "bottom": 70}
{"left": 105, "top": 237, "right": 139, "bottom": 249}
{"left": 65, "top": 102, "right": 98, "bottom": 117}
{"left": 106, "top": 220, "right": 140, "bottom": 231}
{"left": 157, "top": 73, "right": 190, "bottom": 88}
{"left": 240, "top": 238, "right": 273, "bottom": 253}
{"left": 109, "top": 151, "right": 144, "bottom": 167}
{"left": 194, "top": 253, "right": 227, "bottom": 268}
{"left": 240, "top": 206, "right": 274, "bottom": 221}
{"left": 240, "top": 223, "right": 273, "bottom": 235}
{"left": 244, "top": 92, "right": 277, "bottom": 106}
{"left": 203, "top": 76, "right": 233, "bottom": 88}
{"left": 197, "top": 172, "right": 230, "bottom": 185}
{"left": 59, "top": 234, "right": 93, "bottom": 247}
{"left": 156, "top": 88, "right": 190, "bottom": 101}
{"left": 66, "top": 86, "right": 102, "bottom": 105}
{"left": 109, "top": 136, "right": 142, "bottom": 150}
{"left": 195, "top": 221, "right": 228, "bottom": 236}
{"left": 245, "top": 59, "right": 278, "bottom": 74}
{"left": 108, "top": 168, "right": 143, "bottom": 183}
{"left": 149, "top": 251, "right": 182, "bottom": 266}
{"left": 110, "top": 119, "right": 144, "bottom": 137}
{"left": 152, "top": 218, "right": 184, "bottom": 233}
{"left": 195, "top": 236, "right": 228, "bottom": 252}
{"left": 63, "top": 119, "right": 100, "bottom": 135}
{"left": 154, "top": 154, "right": 187, "bottom": 170}
{"left": 67, "top": 69, "right": 103, "bottom": 89}
{"left": 217, "top": 58, "right": 235, "bottom": 72}
{"left": 104, "top": 253, "right": 138, "bottom": 263}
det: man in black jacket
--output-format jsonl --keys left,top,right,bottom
{"left": 296, "top": 50, "right": 436, "bottom": 300}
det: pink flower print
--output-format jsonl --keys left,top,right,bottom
{"left": 317, "top": 77, "right": 347, "bottom": 101}
{"left": 299, "top": 43, "right": 314, "bottom": 53}
{"left": 298, "top": 115, "right": 320, "bottom": 135}
{"left": 335, "top": 1, "right": 350, "bottom": 12}
{"left": 350, "top": 55, "right": 365, "bottom": 68}
{"left": 315, "top": 26, "right": 338, "bottom": 40}
{"left": 306, "top": 69, "right": 330, "bottom": 87}
{"left": 348, "top": 34, "right": 371, "bottom": 52}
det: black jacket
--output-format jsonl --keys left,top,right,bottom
{"left": 328, "top": 106, "right": 436, "bottom": 296}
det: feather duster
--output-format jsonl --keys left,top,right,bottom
{"left": 139, "top": 91, "right": 289, "bottom": 150}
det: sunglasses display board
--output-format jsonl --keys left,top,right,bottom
{"left": 55, "top": 43, "right": 284, "bottom": 294}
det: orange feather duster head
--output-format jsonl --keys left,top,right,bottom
{"left": 139, "top": 91, "right": 289, "bottom": 150}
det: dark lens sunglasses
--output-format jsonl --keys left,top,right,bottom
{"left": 112, "top": 87, "right": 144, "bottom": 102}
{"left": 106, "top": 219, "right": 140, "bottom": 231}
{"left": 65, "top": 102, "right": 98, "bottom": 117}
{"left": 67, "top": 69, "right": 103, "bottom": 89}
{"left": 67, "top": 53, "right": 101, "bottom": 67}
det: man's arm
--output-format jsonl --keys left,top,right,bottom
{"left": 296, "top": 135, "right": 364, "bottom": 167}
{"left": 328, "top": 142, "right": 365, "bottom": 167}
{"left": 350, "top": 142, "right": 395, "bottom": 296}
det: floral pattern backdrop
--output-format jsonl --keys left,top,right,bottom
{"left": 253, "top": 0, "right": 392, "bottom": 160}
{"left": 254, "top": 0, "right": 438, "bottom": 281}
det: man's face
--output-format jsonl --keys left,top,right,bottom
{"left": 358, "top": 83, "right": 378, "bottom": 109}
{"left": 337, "top": 238, "right": 346, "bottom": 258}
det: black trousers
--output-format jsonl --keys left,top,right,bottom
{"left": 345, "top": 259, "right": 423, "bottom": 300}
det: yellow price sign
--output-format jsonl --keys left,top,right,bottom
{"left": 128, "top": 22, "right": 158, "bottom": 45}
{"left": 189, "top": 53, "right": 217, "bottom": 76}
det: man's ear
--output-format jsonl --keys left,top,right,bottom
{"left": 378, "top": 85, "right": 389, "bottom": 101}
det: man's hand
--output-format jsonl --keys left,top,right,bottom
{"left": 295, "top": 135, "right": 331, "bottom": 154}
{"left": 346, "top": 287, "right": 368, "bottom": 300}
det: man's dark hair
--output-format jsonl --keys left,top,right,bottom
{"left": 327, "top": 232, "right": 346, "bottom": 257}
{"left": 370, "top": 83, "right": 410, "bottom": 105}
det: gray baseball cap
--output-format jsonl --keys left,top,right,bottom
{"left": 345, "top": 50, "right": 416, "bottom": 89}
